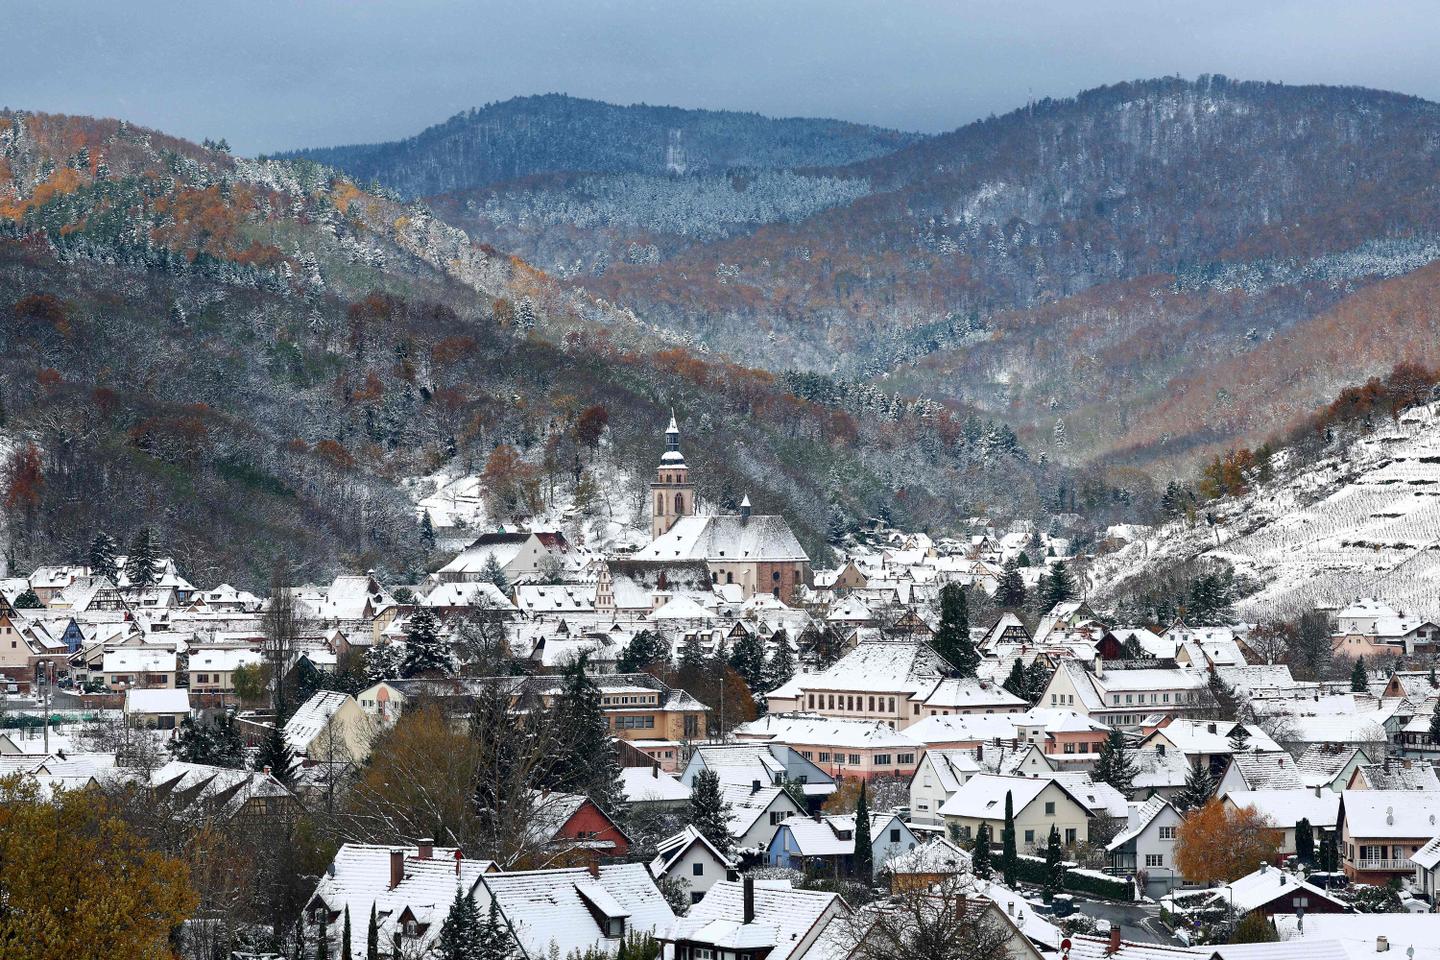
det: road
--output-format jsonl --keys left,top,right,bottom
{"left": 1075, "top": 899, "right": 1177, "bottom": 945}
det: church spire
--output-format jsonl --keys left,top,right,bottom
{"left": 652, "top": 412, "right": 694, "bottom": 539}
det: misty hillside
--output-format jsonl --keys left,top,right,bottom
{"left": 281, "top": 94, "right": 922, "bottom": 198}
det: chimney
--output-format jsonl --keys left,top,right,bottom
{"left": 263, "top": 765, "right": 272, "bottom": 775}
{"left": 652, "top": 765, "right": 660, "bottom": 779}
{"left": 812, "top": 809, "right": 822, "bottom": 823}
{"left": 1105, "top": 922, "right": 1121, "bottom": 955}
{"left": 587, "top": 859, "right": 600, "bottom": 879}
{"left": 389, "top": 850, "right": 405, "bottom": 890}
{"left": 1315, "top": 785, "right": 1322, "bottom": 798}
{"left": 976, "top": 743, "right": 984, "bottom": 761}
{"left": 418, "top": 838, "right": 433, "bottom": 860}
{"left": 1377, "top": 935, "right": 1390, "bottom": 953}
{"left": 740, "top": 496, "right": 752, "bottom": 521}
{"left": 751, "top": 779, "right": 762, "bottom": 794}
{"left": 1207, "top": 722, "right": 1217, "bottom": 734}
{"left": 454, "top": 849, "right": 464, "bottom": 876}
{"left": 743, "top": 876, "right": 756, "bottom": 924}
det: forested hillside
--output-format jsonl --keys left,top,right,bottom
{"left": 282, "top": 94, "right": 921, "bottom": 198}
{"left": 0, "top": 110, "right": 1106, "bottom": 587}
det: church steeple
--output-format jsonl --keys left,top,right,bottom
{"left": 651, "top": 412, "right": 694, "bottom": 540}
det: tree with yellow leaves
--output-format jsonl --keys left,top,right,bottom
{"left": 0, "top": 777, "right": 196, "bottom": 960}
{"left": 1175, "top": 799, "right": 1281, "bottom": 885}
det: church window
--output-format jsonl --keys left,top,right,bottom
{"left": 656, "top": 494, "right": 664, "bottom": 514}
{"left": 675, "top": 493, "right": 685, "bottom": 512}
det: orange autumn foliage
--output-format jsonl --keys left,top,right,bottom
{"left": 3, "top": 444, "right": 44, "bottom": 511}
{"left": 1175, "top": 799, "right": 1281, "bottom": 885}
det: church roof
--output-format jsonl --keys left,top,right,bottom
{"left": 636, "top": 514, "right": 809, "bottom": 564}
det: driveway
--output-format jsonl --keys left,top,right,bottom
{"left": 1074, "top": 899, "right": 1176, "bottom": 945}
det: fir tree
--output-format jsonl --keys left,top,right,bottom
{"left": 1025, "top": 659, "right": 1051, "bottom": 702}
{"left": 364, "top": 642, "right": 406, "bottom": 682}
{"left": 1043, "top": 824, "right": 1064, "bottom": 900}
{"left": 971, "top": 823, "right": 993, "bottom": 879}
{"left": 401, "top": 609, "right": 451, "bottom": 677}
{"left": 169, "top": 712, "right": 246, "bottom": 768}
{"left": 314, "top": 916, "right": 329, "bottom": 960}
{"left": 1040, "top": 561, "right": 1076, "bottom": 609}
{"left": 995, "top": 560, "right": 1027, "bottom": 609}
{"left": 367, "top": 903, "right": 379, "bottom": 960}
{"left": 853, "top": 780, "right": 873, "bottom": 883}
{"left": 763, "top": 639, "right": 796, "bottom": 694}
{"left": 124, "top": 527, "right": 160, "bottom": 590}
{"left": 1319, "top": 830, "right": 1339, "bottom": 873}
{"left": 1295, "top": 818, "right": 1315, "bottom": 864}
{"left": 678, "top": 635, "right": 706, "bottom": 675}
{"left": 481, "top": 554, "right": 509, "bottom": 592}
{"left": 1001, "top": 791, "right": 1018, "bottom": 886}
{"left": 12, "top": 589, "right": 42, "bottom": 608}
{"left": 1175, "top": 761, "right": 1215, "bottom": 812}
{"left": 438, "top": 885, "right": 482, "bottom": 960}
{"left": 932, "top": 583, "right": 978, "bottom": 677}
{"left": 1351, "top": 657, "right": 1368, "bottom": 692}
{"left": 551, "top": 656, "right": 622, "bottom": 811}
{"left": 1093, "top": 731, "right": 1136, "bottom": 796}
{"left": 341, "top": 907, "right": 352, "bottom": 960}
{"left": 1228, "top": 723, "right": 1252, "bottom": 753}
{"left": 728, "top": 630, "right": 768, "bottom": 692}
{"left": 618, "top": 630, "right": 670, "bottom": 673}
{"left": 255, "top": 724, "right": 296, "bottom": 785}
{"left": 1003, "top": 659, "right": 1029, "bottom": 702}
{"left": 688, "top": 768, "right": 734, "bottom": 856}
{"left": 420, "top": 512, "right": 437, "bottom": 550}
{"left": 477, "top": 898, "right": 513, "bottom": 960}
{"left": 87, "top": 529, "right": 119, "bottom": 581}
{"left": 1207, "top": 672, "right": 1240, "bottom": 721}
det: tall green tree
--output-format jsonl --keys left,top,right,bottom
{"left": 995, "top": 560, "right": 1026, "bottom": 609}
{"left": 971, "top": 823, "right": 993, "bottom": 879}
{"left": 255, "top": 724, "right": 295, "bottom": 786}
{"left": 1351, "top": 657, "right": 1368, "bottom": 693}
{"left": 169, "top": 712, "right": 246, "bottom": 768}
{"left": 853, "top": 780, "right": 873, "bottom": 883}
{"left": 1040, "top": 561, "right": 1076, "bottom": 609}
{"left": 437, "top": 886, "right": 482, "bottom": 960}
{"left": 401, "top": 608, "right": 451, "bottom": 677}
{"left": 1093, "top": 731, "right": 1136, "bottom": 796}
{"left": 87, "top": 532, "right": 120, "bottom": 584}
{"left": 617, "top": 630, "right": 670, "bottom": 674}
{"left": 1319, "top": 830, "right": 1339, "bottom": 873}
{"left": 1002, "top": 660, "right": 1029, "bottom": 702}
{"left": 481, "top": 554, "right": 509, "bottom": 592}
{"left": 1429, "top": 699, "right": 1440, "bottom": 745}
{"left": 1295, "top": 818, "right": 1315, "bottom": 864}
{"left": 367, "top": 903, "right": 379, "bottom": 960}
{"left": 932, "top": 583, "right": 978, "bottom": 677}
{"left": 549, "top": 656, "right": 622, "bottom": 811}
{"left": 1228, "top": 723, "right": 1252, "bottom": 753}
{"left": 123, "top": 527, "right": 160, "bottom": 590}
{"left": 341, "top": 907, "right": 352, "bottom": 960}
{"left": 688, "top": 768, "right": 734, "bottom": 856}
{"left": 1001, "top": 791, "right": 1018, "bottom": 886}
{"left": 477, "top": 898, "right": 513, "bottom": 960}
{"left": 1043, "top": 824, "right": 1064, "bottom": 901}
{"left": 314, "top": 916, "right": 329, "bottom": 960}
{"left": 728, "top": 630, "right": 768, "bottom": 693}
{"left": 1175, "top": 761, "right": 1215, "bottom": 813}
{"left": 763, "top": 639, "right": 796, "bottom": 694}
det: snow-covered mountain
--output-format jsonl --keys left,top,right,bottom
{"left": 1090, "top": 402, "right": 1440, "bottom": 621}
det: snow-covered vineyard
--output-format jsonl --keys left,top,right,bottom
{"left": 4, "top": 415, "right": 1440, "bottom": 958}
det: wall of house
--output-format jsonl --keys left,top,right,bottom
{"left": 664, "top": 844, "right": 732, "bottom": 903}
{"left": 555, "top": 802, "right": 630, "bottom": 857}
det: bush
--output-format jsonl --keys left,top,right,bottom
{"left": 1012, "top": 854, "right": 1133, "bottom": 901}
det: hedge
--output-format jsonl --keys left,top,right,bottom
{"left": 1004, "top": 854, "right": 1133, "bottom": 901}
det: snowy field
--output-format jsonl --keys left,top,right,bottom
{"left": 1091, "top": 402, "right": 1440, "bottom": 621}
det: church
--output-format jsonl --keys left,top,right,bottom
{"left": 634, "top": 416, "right": 812, "bottom": 602}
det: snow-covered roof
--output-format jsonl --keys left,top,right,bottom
{"left": 188, "top": 646, "right": 262, "bottom": 672}
{"left": 1144, "top": 719, "right": 1281, "bottom": 756}
{"left": 885, "top": 836, "right": 971, "bottom": 874}
{"left": 1225, "top": 789, "right": 1340, "bottom": 828}
{"left": 283, "top": 690, "right": 355, "bottom": 753}
{"left": 1225, "top": 752, "right": 1305, "bottom": 791}
{"left": 619, "top": 767, "right": 691, "bottom": 804}
{"left": 1107, "top": 795, "right": 1176, "bottom": 851}
{"left": 671, "top": 881, "right": 843, "bottom": 960}
{"left": 633, "top": 514, "right": 809, "bottom": 564}
{"left": 937, "top": 773, "right": 1083, "bottom": 820}
{"left": 1274, "top": 914, "right": 1440, "bottom": 960}
{"left": 903, "top": 713, "right": 1021, "bottom": 746}
{"left": 102, "top": 648, "right": 177, "bottom": 673}
{"left": 733, "top": 713, "right": 921, "bottom": 750}
{"left": 1342, "top": 790, "right": 1440, "bottom": 838}
{"left": 650, "top": 826, "right": 736, "bottom": 878}
{"left": 124, "top": 687, "right": 190, "bottom": 714}
{"left": 485, "top": 864, "right": 674, "bottom": 960}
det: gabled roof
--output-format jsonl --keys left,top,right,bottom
{"left": 1107, "top": 795, "right": 1177, "bottom": 851}
{"left": 619, "top": 767, "right": 691, "bottom": 804}
{"left": 283, "top": 690, "right": 356, "bottom": 753}
{"left": 1340, "top": 789, "right": 1440, "bottom": 838}
{"left": 937, "top": 773, "right": 1088, "bottom": 820}
{"left": 634, "top": 514, "right": 809, "bottom": 564}
{"left": 670, "top": 881, "right": 844, "bottom": 960}
{"left": 774, "top": 812, "right": 904, "bottom": 857}
{"left": 1224, "top": 789, "right": 1340, "bottom": 828}
{"left": 483, "top": 863, "right": 674, "bottom": 960}
{"left": 650, "top": 825, "right": 736, "bottom": 878}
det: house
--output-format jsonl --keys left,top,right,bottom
{"left": 1178, "top": 863, "right": 1348, "bottom": 918}
{"left": 187, "top": 646, "right": 263, "bottom": 695}
{"left": 102, "top": 648, "right": 178, "bottom": 691}
{"left": 307, "top": 842, "right": 499, "bottom": 958}
{"left": 1107, "top": 796, "right": 1185, "bottom": 896}
{"left": 618, "top": 766, "right": 691, "bottom": 811}
{"left": 1040, "top": 660, "right": 1208, "bottom": 729}
{"left": 594, "top": 559, "right": 714, "bottom": 618}
{"left": 680, "top": 742, "right": 837, "bottom": 807}
{"left": 1222, "top": 789, "right": 1340, "bottom": 858}
{"left": 123, "top": 687, "right": 191, "bottom": 730}
{"left": 721, "top": 782, "right": 806, "bottom": 850}
{"left": 1216, "top": 752, "right": 1306, "bottom": 797}
{"left": 1273, "top": 914, "right": 1440, "bottom": 960}
{"left": 283, "top": 690, "right": 372, "bottom": 766}
{"left": 885, "top": 836, "right": 972, "bottom": 891}
{"left": 529, "top": 791, "right": 631, "bottom": 859}
{"left": 1411, "top": 834, "right": 1440, "bottom": 902}
{"left": 150, "top": 760, "right": 298, "bottom": 822}
{"left": 732, "top": 713, "right": 923, "bottom": 782}
{"left": 908, "top": 744, "right": 1053, "bottom": 825}
{"left": 1346, "top": 756, "right": 1440, "bottom": 791}
{"left": 478, "top": 863, "right": 675, "bottom": 960}
{"left": 437, "top": 531, "right": 570, "bottom": 586}
{"left": 1337, "top": 789, "right": 1440, "bottom": 884}
{"left": 1013, "top": 709, "right": 1112, "bottom": 766}
{"left": 939, "top": 773, "right": 1091, "bottom": 852}
{"left": 665, "top": 878, "right": 848, "bottom": 960}
{"left": 649, "top": 826, "right": 738, "bottom": 904}
{"left": 1138, "top": 718, "right": 1282, "bottom": 775}
{"left": 767, "top": 811, "right": 918, "bottom": 875}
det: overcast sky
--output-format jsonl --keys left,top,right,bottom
{"left": 7, "top": 0, "right": 1440, "bottom": 155}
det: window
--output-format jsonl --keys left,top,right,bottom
{"left": 405, "top": 921, "right": 419, "bottom": 937}
{"left": 819, "top": 752, "right": 831, "bottom": 763}
{"left": 874, "top": 754, "right": 891, "bottom": 766}
{"left": 770, "top": 812, "right": 786, "bottom": 826}
{"left": 829, "top": 695, "right": 836, "bottom": 710}
{"left": 1063, "top": 743, "right": 1075, "bottom": 754}
{"left": 693, "top": 862, "right": 704, "bottom": 876}
{"left": 1066, "top": 828, "right": 1077, "bottom": 844}
{"left": 848, "top": 754, "right": 861, "bottom": 765}
{"left": 772, "top": 571, "right": 781, "bottom": 582}
{"left": 897, "top": 753, "right": 915, "bottom": 764}
{"left": 1145, "top": 854, "right": 1164, "bottom": 868}
{"left": 1159, "top": 826, "right": 1176, "bottom": 841}
{"left": 869, "top": 696, "right": 876, "bottom": 712}
{"left": 1044, "top": 802, "right": 1055, "bottom": 815}
{"left": 889, "top": 697, "right": 896, "bottom": 713}
{"left": 697, "top": 950, "right": 714, "bottom": 960}
{"left": 1024, "top": 830, "right": 1035, "bottom": 844}
{"left": 913, "top": 703, "right": 920, "bottom": 715}
{"left": 801, "top": 750, "right": 813, "bottom": 760}
{"left": 808, "top": 694, "right": 815, "bottom": 709}
{"left": 675, "top": 493, "right": 685, "bottom": 512}
{"left": 889, "top": 829, "right": 900, "bottom": 842}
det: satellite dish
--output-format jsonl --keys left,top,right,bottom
{"left": 1061, "top": 939, "right": 1072, "bottom": 951}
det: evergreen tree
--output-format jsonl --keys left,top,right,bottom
{"left": 365, "top": 642, "right": 406, "bottom": 682}
{"left": 932, "top": 583, "right": 978, "bottom": 677}
{"left": 1025, "top": 659, "right": 1051, "bottom": 702}
{"left": 477, "top": 898, "right": 513, "bottom": 960}
{"left": 971, "top": 823, "right": 993, "bottom": 879}
{"left": 618, "top": 630, "right": 670, "bottom": 674}
{"left": 1001, "top": 791, "right": 1018, "bottom": 886}
{"left": 1430, "top": 699, "right": 1440, "bottom": 745}
{"left": 1040, "top": 561, "right": 1076, "bottom": 609}
{"left": 1295, "top": 818, "right": 1315, "bottom": 864}
{"left": 401, "top": 609, "right": 451, "bottom": 677}
{"left": 169, "top": 712, "right": 246, "bottom": 767}
{"left": 1043, "top": 824, "right": 1064, "bottom": 900}
{"left": 341, "top": 907, "right": 352, "bottom": 960}
{"left": 255, "top": 724, "right": 296, "bottom": 786}
{"left": 728, "top": 630, "right": 768, "bottom": 693}
{"left": 1207, "top": 672, "right": 1240, "bottom": 721}
{"left": 678, "top": 635, "right": 706, "bottom": 675}
{"left": 1319, "top": 830, "right": 1339, "bottom": 873}
{"left": 995, "top": 560, "right": 1027, "bottom": 609}
{"left": 853, "top": 780, "right": 873, "bottom": 883}
{"left": 420, "top": 512, "right": 437, "bottom": 550}
{"left": 123, "top": 527, "right": 160, "bottom": 590}
{"left": 314, "top": 916, "right": 329, "bottom": 960}
{"left": 1175, "top": 761, "right": 1216, "bottom": 813}
{"left": 1293, "top": 610, "right": 1332, "bottom": 680}
{"left": 1093, "top": 731, "right": 1136, "bottom": 796}
{"left": 551, "top": 656, "right": 622, "bottom": 811}
{"left": 1228, "top": 723, "right": 1252, "bottom": 753}
{"left": 12, "top": 589, "right": 42, "bottom": 608}
{"left": 763, "top": 639, "right": 796, "bottom": 694}
{"left": 481, "top": 554, "right": 509, "bottom": 592}
{"left": 1002, "top": 659, "right": 1029, "bottom": 702}
{"left": 367, "top": 903, "right": 379, "bottom": 960}
{"left": 437, "top": 885, "right": 482, "bottom": 960}
{"left": 688, "top": 768, "right": 734, "bottom": 856}
{"left": 1351, "top": 656, "right": 1368, "bottom": 692}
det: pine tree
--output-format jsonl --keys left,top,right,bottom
{"left": 1175, "top": 761, "right": 1215, "bottom": 812}
{"left": 438, "top": 885, "right": 482, "bottom": 960}
{"left": 689, "top": 768, "right": 734, "bottom": 855}
{"left": 255, "top": 724, "right": 296, "bottom": 785}
{"left": 551, "top": 656, "right": 622, "bottom": 811}
{"left": 932, "top": 583, "right": 978, "bottom": 677}
{"left": 1351, "top": 656, "right": 1368, "bottom": 692}
{"left": 1043, "top": 824, "right": 1064, "bottom": 900}
{"left": 1228, "top": 723, "right": 1252, "bottom": 753}
{"left": 12, "top": 589, "right": 42, "bottom": 608}
{"left": 1319, "top": 830, "right": 1339, "bottom": 873}
{"left": 1041, "top": 561, "right": 1076, "bottom": 609}
{"left": 1295, "top": 818, "right": 1315, "bottom": 864}
{"left": 971, "top": 823, "right": 993, "bottom": 879}
{"left": 728, "top": 631, "right": 768, "bottom": 693}
{"left": 763, "top": 639, "right": 796, "bottom": 694}
{"left": 1025, "top": 659, "right": 1051, "bottom": 702}
{"left": 87, "top": 532, "right": 119, "bottom": 584}
{"left": 1431, "top": 699, "right": 1440, "bottom": 745}
{"left": 420, "top": 512, "right": 437, "bottom": 550}
{"left": 1002, "top": 660, "right": 1029, "bottom": 702}
{"left": 477, "top": 898, "right": 513, "bottom": 960}
{"left": 367, "top": 903, "right": 379, "bottom": 960}
{"left": 341, "top": 907, "right": 352, "bottom": 960}
{"left": 995, "top": 560, "right": 1027, "bottom": 609}
{"left": 481, "top": 554, "right": 509, "bottom": 592}
{"left": 364, "top": 642, "right": 405, "bottom": 682}
{"left": 124, "top": 527, "right": 160, "bottom": 590}
{"left": 401, "top": 609, "right": 451, "bottom": 677}
{"left": 618, "top": 630, "right": 670, "bottom": 673}
{"left": 1093, "top": 731, "right": 1136, "bottom": 796}
{"left": 853, "top": 780, "right": 873, "bottom": 883}
{"left": 678, "top": 635, "right": 706, "bottom": 675}
{"left": 314, "top": 916, "right": 329, "bottom": 960}
{"left": 169, "top": 712, "right": 246, "bottom": 768}
{"left": 1001, "top": 791, "right": 1018, "bottom": 886}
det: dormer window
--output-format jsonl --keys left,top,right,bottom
{"left": 405, "top": 920, "right": 419, "bottom": 937}
{"left": 607, "top": 918, "right": 625, "bottom": 937}
{"left": 313, "top": 907, "right": 327, "bottom": 924}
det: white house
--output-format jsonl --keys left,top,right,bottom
{"left": 1106, "top": 796, "right": 1185, "bottom": 896}
{"left": 649, "top": 826, "right": 738, "bottom": 904}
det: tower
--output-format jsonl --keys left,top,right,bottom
{"left": 651, "top": 413, "right": 695, "bottom": 540}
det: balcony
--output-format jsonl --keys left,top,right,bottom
{"left": 1355, "top": 858, "right": 1414, "bottom": 872}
